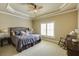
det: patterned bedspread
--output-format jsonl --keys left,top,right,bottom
{"left": 15, "top": 34, "right": 41, "bottom": 52}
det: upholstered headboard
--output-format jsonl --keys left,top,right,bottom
{"left": 9, "top": 27, "right": 29, "bottom": 36}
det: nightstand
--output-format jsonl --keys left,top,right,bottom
{"left": 0, "top": 33, "right": 11, "bottom": 47}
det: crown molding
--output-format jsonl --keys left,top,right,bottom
{"left": 34, "top": 3, "right": 77, "bottom": 19}
{"left": 6, "top": 4, "right": 33, "bottom": 18}
{"left": 59, "top": 3, "right": 68, "bottom": 9}
{"left": 0, "top": 10, "right": 30, "bottom": 19}
{"left": 35, "top": 8, "right": 77, "bottom": 19}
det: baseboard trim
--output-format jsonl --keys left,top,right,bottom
{"left": 42, "top": 38, "right": 59, "bottom": 44}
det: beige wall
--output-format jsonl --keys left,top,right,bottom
{"left": 32, "top": 11, "right": 77, "bottom": 41}
{"left": 0, "top": 13, "right": 32, "bottom": 30}
{"left": 78, "top": 4, "right": 79, "bottom": 28}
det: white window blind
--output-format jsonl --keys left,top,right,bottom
{"left": 41, "top": 22, "right": 54, "bottom": 37}
{"left": 41, "top": 24, "right": 46, "bottom": 35}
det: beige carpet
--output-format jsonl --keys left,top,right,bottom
{"left": 0, "top": 40, "right": 67, "bottom": 56}
{"left": 16, "top": 40, "right": 67, "bottom": 56}
{"left": 0, "top": 45, "right": 18, "bottom": 56}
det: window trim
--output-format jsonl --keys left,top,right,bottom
{"left": 40, "top": 22, "right": 55, "bottom": 38}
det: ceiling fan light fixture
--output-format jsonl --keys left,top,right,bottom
{"left": 26, "top": 3, "right": 42, "bottom": 13}
{"left": 34, "top": 9, "right": 38, "bottom": 13}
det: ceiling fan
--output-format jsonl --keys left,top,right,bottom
{"left": 21, "top": 3, "right": 43, "bottom": 12}
{"left": 27, "top": 3, "right": 42, "bottom": 9}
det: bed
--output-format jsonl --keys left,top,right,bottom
{"left": 9, "top": 27, "right": 41, "bottom": 52}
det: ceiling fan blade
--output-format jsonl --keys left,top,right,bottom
{"left": 37, "top": 6, "right": 43, "bottom": 9}
{"left": 21, "top": 3, "right": 43, "bottom": 11}
{"left": 27, "top": 3, "right": 37, "bottom": 9}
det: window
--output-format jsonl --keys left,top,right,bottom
{"left": 41, "top": 24, "right": 46, "bottom": 35}
{"left": 41, "top": 22, "right": 54, "bottom": 37}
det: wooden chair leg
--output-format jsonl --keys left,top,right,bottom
{"left": 58, "top": 40, "right": 61, "bottom": 45}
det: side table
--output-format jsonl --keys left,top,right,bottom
{"left": 0, "top": 33, "right": 11, "bottom": 47}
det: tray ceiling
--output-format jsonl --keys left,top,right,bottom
{"left": 0, "top": 3, "right": 77, "bottom": 19}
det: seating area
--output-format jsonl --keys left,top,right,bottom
{"left": 58, "top": 30, "right": 79, "bottom": 56}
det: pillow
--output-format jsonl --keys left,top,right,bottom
{"left": 15, "top": 31, "right": 21, "bottom": 35}
{"left": 21, "top": 31, "right": 26, "bottom": 35}
{"left": 26, "top": 31, "right": 30, "bottom": 35}
{"left": 26, "top": 30, "right": 32, "bottom": 34}
{"left": 11, "top": 31, "right": 15, "bottom": 36}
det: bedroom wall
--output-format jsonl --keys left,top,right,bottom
{"left": 78, "top": 4, "right": 79, "bottom": 28}
{"left": 0, "top": 13, "right": 32, "bottom": 31}
{"left": 32, "top": 11, "right": 77, "bottom": 41}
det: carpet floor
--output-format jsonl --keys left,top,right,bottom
{"left": 0, "top": 40, "right": 67, "bottom": 56}
{"left": 16, "top": 40, "right": 67, "bottom": 56}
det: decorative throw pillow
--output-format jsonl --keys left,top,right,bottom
{"left": 15, "top": 31, "right": 21, "bottom": 35}
{"left": 11, "top": 31, "right": 15, "bottom": 36}
{"left": 21, "top": 31, "right": 26, "bottom": 35}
